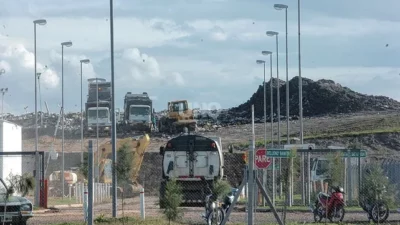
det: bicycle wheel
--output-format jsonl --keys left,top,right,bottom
{"left": 371, "top": 201, "right": 389, "bottom": 223}
{"left": 206, "top": 207, "right": 224, "bottom": 225}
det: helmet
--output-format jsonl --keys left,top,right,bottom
{"left": 337, "top": 186, "right": 344, "bottom": 193}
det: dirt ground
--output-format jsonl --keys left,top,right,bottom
{"left": 27, "top": 195, "right": 400, "bottom": 225}
{"left": 22, "top": 111, "right": 400, "bottom": 154}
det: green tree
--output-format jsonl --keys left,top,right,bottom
{"left": 161, "top": 179, "right": 183, "bottom": 224}
{"left": 326, "top": 152, "right": 345, "bottom": 187}
{"left": 79, "top": 152, "right": 88, "bottom": 179}
{"left": 115, "top": 143, "right": 133, "bottom": 184}
{"left": 361, "top": 163, "right": 397, "bottom": 207}
{"left": 6, "top": 172, "right": 35, "bottom": 197}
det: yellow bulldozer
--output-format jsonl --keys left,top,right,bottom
{"left": 95, "top": 134, "right": 150, "bottom": 196}
{"left": 158, "top": 100, "right": 197, "bottom": 134}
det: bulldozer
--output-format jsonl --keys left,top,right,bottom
{"left": 158, "top": 100, "right": 197, "bottom": 134}
{"left": 95, "top": 134, "right": 150, "bottom": 197}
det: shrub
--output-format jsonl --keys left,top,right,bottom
{"left": 161, "top": 179, "right": 183, "bottom": 224}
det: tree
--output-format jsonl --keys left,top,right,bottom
{"left": 212, "top": 179, "right": 231, "bottom": 199}
{"left": 326, "top": 152, "right": 345, "bottom": 187}
{"left": 161, "top": 179, "right": 183, "bottom": 224}
{"left": 6, "top": 172, "right": 35, "bottom": 197}
{"left": 360, "top": 163, "right": 397, "bottom": 208}
{"left": 115, "top": 143, "right": 133, "bottom": 184}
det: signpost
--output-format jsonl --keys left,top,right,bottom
{"left": 255, "top": 149, "right": 271, "bottom": 169}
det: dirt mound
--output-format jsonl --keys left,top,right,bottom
{"left": 227, "top": 77, "right": 400, "bottom": 119}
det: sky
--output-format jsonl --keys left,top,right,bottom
{"left": 0, "top": 0, "right": 400, "bottom": 115}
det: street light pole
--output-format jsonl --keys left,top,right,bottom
{"left": 256, "top": 60, "right": 267, "bottom": 149}
{"left": 109, "top": 0, "right": 118, "bottom": 217}
{"left": 61, "top": 41, "right": 73, "bottom": 199}
{"left": 33, "top": 19, "right": 46, "bottom": 208}
{"left": 266, "top": 30, "right": 281, "bottom": 197}
{"left": 80, "top": 59, "right": 90, "bottom": 165}
{"left": 266, "top": 31, "right": 280, "bottom": 147}
{"left": 37, "top": 73, "right": 43, "bottom": 126}
{"left": 298, "top": 0, "right": 303, "bottom": 145}
{"left": 274, "top": 3, "right": 290, "bottom": 145}
{"left": 0, "top": 88, "right": 8, "bottom": 119}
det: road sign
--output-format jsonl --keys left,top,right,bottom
{"left": 266, "top": 149, "right": 294, "bottom": 158}
{"left": 343, "top": 150, "right": 367, "bottom": 158}
{"left": 255, "top": 149, "right": 271, "bottom": 169}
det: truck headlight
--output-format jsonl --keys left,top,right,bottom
{"left": 88, "top": 127, "right": 93, "bottom": 130}
{"left": 20, "top": 204, "right": 32, "bottom": 213}
{"left": 105, "top": 127, "right": 110, "bottom": 130}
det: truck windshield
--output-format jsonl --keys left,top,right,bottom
{"left": 130, "top": 107, "right": 150, "bottom": 115}
{"left": 88, "top": 109, "right": 109, "bottom": 119}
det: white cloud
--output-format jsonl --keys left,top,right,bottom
{"left": 48, "top": 50, "right": 96, "bottom": 79}
{"left": 0, "top": 17, "right": 191, "bottom": 51}
{"left": 0, "top": 36, "right": 59, "bottom": 88}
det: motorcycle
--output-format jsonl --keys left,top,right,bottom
{"left": 312, "top": 186, "right": 346, "bottom": 223}
{"left": 360, "top": 185, "right": 390, "bottom": 223}
{"left": 200, "top": 177, "right": 224, "bottom": 225}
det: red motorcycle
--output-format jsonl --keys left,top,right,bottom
{"left": 312, "top": 186, "right": 346, "bottom": 223}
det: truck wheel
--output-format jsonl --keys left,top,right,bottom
{"left": 159, "top": 181, "right": 166, "bottom": 209}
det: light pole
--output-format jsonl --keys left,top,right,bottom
{"left": 267, "top": 30, "right": 283, "bottom": 198}
{"left": 266, "top": 31, "right": 280, "bottom": 146}
{"left": 33, "top": 19, "right": 46, "bottom": 208}
{"left": 1, "top": 88, "right": 8, "bottom": 119}
{"left": 274, "top": 3, "right": 290, "bottom": 145}
{"left": 37, "top": 73, "right": 43, "bottom": 126}
{"left": 109, "top": 0, "right": 118, "bottom": 217}
{"left": 61, "top": 41, "right": 73, "bottom": 199}
{"left": 80, "top": 59, "right": 90, "bottom": 165}
{"left": 262, "top": 51, "right": 273, "bottom": 148}
{"left": 256, "top": 60, "right": 267, "bottom": 150}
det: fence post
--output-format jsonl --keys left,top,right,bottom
{"left": 140, "top": 187, "right": 145, "bottom": 219}
{"left": 88, "top": 140, "right": 94, "bottom": 225}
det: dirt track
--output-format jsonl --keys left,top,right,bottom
{"left": 27, "top": 195, "right": 400, "bottom": 225}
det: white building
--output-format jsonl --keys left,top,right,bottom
{"left": 0, "top": 120, "right": 22, "bottom": 183}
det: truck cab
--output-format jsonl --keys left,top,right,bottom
{"left": 86, "top": 106, "right": 111, "bottom": 134}
{"left": 128, "top": 105, "right": 151, "bottom": 125}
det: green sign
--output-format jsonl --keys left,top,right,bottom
{"left": 342, "top": 151, "right": 367, "bottom": 158}
{"left": 266, "top": 149, "right": 293, "bottom": 158}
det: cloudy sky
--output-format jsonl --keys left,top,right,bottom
{"left": 0, "top": 0, "right": 399, "bottom": 115}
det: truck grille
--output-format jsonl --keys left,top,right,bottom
{"left": 0, "top": 205, "right": 19, "bottom": 212}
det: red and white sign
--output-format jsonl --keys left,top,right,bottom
{"left": 255, "top": 149, "right": 271, "bottom": 169}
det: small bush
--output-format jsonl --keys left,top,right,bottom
{"left": 213, "top": 179, "right": 232, "bottom": 199}
{"left": 161, "top": 179, "right": 183, "bottom": 224}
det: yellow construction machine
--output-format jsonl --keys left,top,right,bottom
{"left": 95, "top": 134, "right": 150, "bottom": 195}
{"left": 158, "top": 100, "right": 197, "bottom": 134}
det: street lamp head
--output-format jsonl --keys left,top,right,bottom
{"left": 262, "top": 51, "right": 272, "bottom": 55}
{"left": 61, "top": 41, "right": 73, "bottom": 47}
{"left": 33, "top": 19, "right": 47, "bottom": 25}
{"left": 274, "top": 4, "right": 288, "bottom": 10}
{"left": 266, "top": 31, "right": 279, "bottom": 36}
{"left": 36, "top": 73, "right": 41, "bottom": 78}
{"left": 256, "top": 60, "right": 265, "bottom": 64}
{"left": 80, "top": 59, "right": 90, "bottom": 64}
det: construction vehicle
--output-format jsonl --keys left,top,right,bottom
{"left": 158, "top": 100, "right": 197, "bottom": 134}
{"left": 95, "top": 134, "right": 151, "bottom": 196}
{"left": 84, "top": 78, "right": 111, "bottom": 137}
{"left": 159, "top": 134, "right": 224, "bottom": 207}
{"left": 120, "top": 92, "right": 153, "bottom": 133}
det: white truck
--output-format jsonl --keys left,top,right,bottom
{"left": 159, "top": 134, "right": 224, "bottom": 207}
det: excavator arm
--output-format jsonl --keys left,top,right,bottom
{"left": 96, "top": 134, "right": 150, "bottom": 186}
